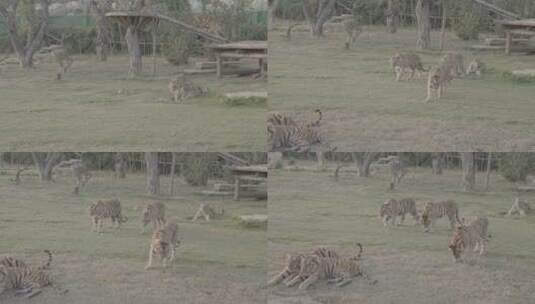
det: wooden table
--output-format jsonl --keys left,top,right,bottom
{"left": 207, "top": 41, "right": 267, "bottom": 78}
{"left": 228, "top": 165, "right": 267, "bottom": 200}
{"left": 501, "top": 19, "right": 535, "bottom": 54}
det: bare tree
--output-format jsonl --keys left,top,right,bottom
{"left": 439, "top": 0, "right": 448, "bottom": 50}
{"left": 89, "top": 0, "right": 113, "bottom": 61}
{"left": 352, "top": 152, "right": 377, "bottom": 177}
{"left": 31, "top": 152, "right": 63, "bottom": 181}
{"left": 114, "top": 153, "right": 127, "bottom": 179}
{"left": 386, "top": 0, "right": 400, "bottom": 33}
{"left": 145, "top": 152, "right": 160, "bottom": 195}
{"left": 302, "top": 0, "right": 336, "bottom": 37}
{"left": 0, "top": 0, "right": 51, "bottom": 69}
{"left": 431, "top": 152, "right": 443, "bottom": 175}
{"left": 415, "top": 0, "right": 431, "bottom": 49}
{"left": 268, "top": 0, "right": 280, "bottom": 31}
{"left": 461, "top": 152, "right": 476, "bottom": 191}
{"left": 316, "top": 151, "right": 325, "bottom": 169}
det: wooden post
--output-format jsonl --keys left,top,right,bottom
{"left": 216, "top": 53, "right": 222, "bottom": 78}
{"left": 234, "top": 176, "right": 241, "bottom": 201}
{"left": 505, "top": 30, "right": 512, "bottom": 55}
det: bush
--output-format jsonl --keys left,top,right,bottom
{"left": 180, "top": 153, "right": 218, "bottom": 186}
{"left": 498, "top": 153, "right": 535, "bottom": 182}
{"left": 453, "top": 10, "right": 481, "bottom": 40}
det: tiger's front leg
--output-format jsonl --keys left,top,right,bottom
{"left": 285, "top": 275, "right": 303, "bottom": 287}
{"left": 335, "top": 278, "right": 353, "bottom": 287}
{"left": 145, "top": 246, "right": 155, "bottom": 270}
{"left": 298, "top": 273, "right": 320, "bottom": 290}
{"left": 282, "top": 274, "right": 299, "bottom": 285}
{"left": 267, "top": 271, "right": 287, "bottom": 286}
{"left": 399, "top": 214, "right": 406, "bottom": 225}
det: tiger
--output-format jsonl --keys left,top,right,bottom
{"left": 343, "top": 19, "right": 362, "bottom": 49}
{"left": 421, "top": 200, "right": 461, "bottom": 232}
{"left": 390, "top": 52, "right": 426, "bottom": 81}
{"left": 267, "top": 110, "right": 331, "bottom": 152}
{"left": 168, "top": 75, "right": 208, "bottom": 103}
{"left": 0, "top": 250, "right": 52, "bottom": 296}
{"left": 507, "top": 197, "right": 531, "bottom": 217}
{"left": 466, "top": 58, "right": 485, "bottom": 77}
{"left": 448, "top": 216, "right": 489, "bottom": 262}
{"left": 379, "top": 198, "right": 419, "bottom": 226}
{"left": 191, "top": 15, "right": 223, "bottom": 37}
{"left": 440, "top": 52, "right": 465, "bottom": 78}
{"left": 89, "top": 199, "right": 128, "bottom": 233}
{"left": 145, "top": 220, "right": 180, "bottom": 270}
{"left": 191, "top": 202, "right": 224, "bottom": 222}
{"left": 267, "top": 246, "right": 339, "bottom": 287}
{"left": 425, "top": 64, "right": 453, "bottom": 103}
{"left": 140, "top": 202, "right": 166, "bottom": 233}
{"left": 290, "top": 243, "right": 373, "bottom": 289}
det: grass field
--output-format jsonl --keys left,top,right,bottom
{"left": 269, "top": 24, "right": 535, "bottom": 151}
{"left": 268, "top": 159, "right": 535, "bottom": 304}
{"left": 0, "top": 55, "right": 266, "bottom": 151}
{"left": 0, "top": 169, "right": 266, "bottom": 304}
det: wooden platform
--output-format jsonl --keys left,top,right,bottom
{"left": 207, "top": 41, "right": 268, "bottom": 78}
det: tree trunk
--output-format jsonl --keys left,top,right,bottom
{"left": 126, "top": 26, "right": 142, "bottom": 77}
{"left": 386, "top": 0, "right": 399, "bottom": 33}
{"left": 439, "top": 0, "right": 448, "bottom": 50}
{"left": 90, "top": 0, "right": 111, "bottom": 61}
{"left": 415, "top": 0, "right": 431, "bottom": 49}
{"left": 302, "top": 0, "right": 336, "bottom": 37}
{"left": 485, "top": 152, "right": 492, "bottom": 190}
{"left": 169, "top": 152, "right": 176, "bottom": 196}
{"left": 316, "top": 151, "right": 325, "bottom": 168}
{"left": 145, "top": 152, "right": 160, "bottom": 195}
{"left": 114, "top": 153, "right": 127, "bottom": 179}
{"left": 31, "top": 152, "right": 62, "bottom": 182}
{"left": 431, "top": 153, "right": 443, "bottom": 175}
{"left": 0, "top": 0, "right": 50, "bottom": 70}
{"left": 352, "top": 152, "right": 377, "bottom": 177}
{"left": 268, "top": 0, "right": 280, "bottom": 31}
{"left": 461, "top": 152, "right": 476, "bottom": 191}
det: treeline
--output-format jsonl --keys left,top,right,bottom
{"left": 282, "top": 152, "right": 535, "bottom": 182}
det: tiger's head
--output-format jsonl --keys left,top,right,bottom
{"left": 448, "top": 224, "right": 466, "bottom": 262}
{"left": 379, "top": 199, "right": 394, "bottom": 221}
{"left": 284, "top": 254, "right": 303, "bottom": 274}
{"left": 141, "top": 206, "right": 152, "bottom": 227}
{"left": 421, "top": 203, "right": 433, "bottom": 231}
{"left": 299, "top": 255, "right": 321, "bottom": 278}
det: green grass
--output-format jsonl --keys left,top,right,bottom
{"left": 0, "top": 55, "right": 266, "bottom": 151}
{"left": 0, "top": 169, "right": 266, "bottom": 304}
{"left": 269, "top": 24, "right": 535, "bottom": 151}
{"left": 268, "top": 160, "right": 535, "bottom": 304}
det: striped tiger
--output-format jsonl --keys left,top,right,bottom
{"left": 145, "top": 220, "right": 180, "bottom": 270}
{"left": 140, "top": 202, "right": 166, "bottom": 233}
{"left": 449, "top": 216, "right": 489, "bottom": 262}
{"left": 421, "top": 200, "right": 460, "bottom": 232}
{"left": 0, "top": 250, "right": 52, "bottom": 295}
{"left": 291, "top": 243, "right": 371, "bottom": 289}
{"left": 379, "top": 198, "right": 419, "bottom": 226}
{"left": 89, "top": 199, "right": 128, "bottom": 233}
{"left": 267, "top": 247, "right": 339, "bottom": 287}
{"left": 267, "top": 110, "right": 329, "bottom": 152}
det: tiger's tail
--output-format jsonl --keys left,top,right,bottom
{"left": 355, "top": 243, "right": 363, "bottom": 260}
{"left": 40, "top": 250, "right": 52, "bottom": 270}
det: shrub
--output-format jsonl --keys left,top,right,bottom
{"left": 498, "top": 153, "right": 535, "bottom": 182}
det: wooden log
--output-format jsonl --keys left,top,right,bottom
{"left": 221, "top": 92, "right": 268, "bottom": 106}
{"left": 238, "top": 214, "right": 267, "bottom": 228}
